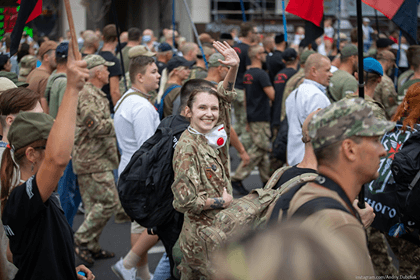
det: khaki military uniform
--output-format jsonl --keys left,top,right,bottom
{"left": 397, "top": 69, "right": 414, "bottom": 102}
{"left": 373, "top": 74, "right": 398, "bottom": 119}
{"left": 328, "top": 69, "right": 358, "bottom": 102}
{"left": 72, "top": 82, "right": 119, "bottom": 252}
{"left": 367, "top": 227, "right": 398, "bottom": 276}
{"left": 281, "top": 68, "right": 305, "bottom": 121}
{"left": 385, "top": 234, "right": 420, "bottom": 277}
{"left": 172, "top": 83, "right": 235, "bottom": 279}
{"left": 345, "top": 93, "right": 387, "bottom": 121}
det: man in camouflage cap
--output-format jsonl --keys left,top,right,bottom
{"left": 72, "top": 54, "right": 119, "bottom": 266}
{"left": 18, "top": 55, "right": 37, "bottom": 82}
{"left": 281, "top": 98, "right": 395, "bottom": 277}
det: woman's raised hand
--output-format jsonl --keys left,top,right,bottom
{"left": 213, "top": 41, "right": 240, "bottom": 68}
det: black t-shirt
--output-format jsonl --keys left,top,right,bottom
{"left": 2, "top": 175, "right": 77, "bottom": 280}
{"left": 157, "top": 61, "right": 167, "bottom": 76}
{"left": 244, "top": 67, "right": 272, "bottom": 123}
{"left": 233, "top": 42, "right": 251, "bottom": 90}
{"left": 266, "top": 50, "right": 285, "bottom": 83}
{"left": 272, "top": 67, "right": 297, "bottom": 127}
{"left": 98, "top": 51, "right": 122, "bottom": 114}
{"left": 274, "top": 166, "right": 318, "bottom": 189}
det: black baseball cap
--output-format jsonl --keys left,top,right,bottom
{"left": 167, "top": 56, "right": 195, "bottom": 73}
{"left": 282, "top": 48, "right": 298, "bottom": 62}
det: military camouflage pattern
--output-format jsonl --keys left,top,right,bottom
{"left": 119, "top": 71, "right": 132, "bottom": 97}
{"left": 367, "top": 227, "right": 398, "bottom": 276}
{"left": 232, "top": 88, "right": 252, "bottom": 150}
{"left": 373, "top": 74, "right": 398, "bottom": 119}
{"left": 309, "top": 98, "right": 396, "bottom": 151}
{"left": 281, "top": 68, "right": 305, "bottom": 121}
{"left": 345, "top": 93, "right": 387, "bottom": 121}
{"left": 74, "top": 171, "right": 119, "bottom": 252}
{"left": 397, "top": 69, "right": 414, "bottom": 100}
{"left": 72, "top": 82, "right": 119, "bottom": 175}
{"left": 385, "top": 234, "right": 420, "bottom": 277}
{"left": 83, "top": 54, "right": 115, "bottom": 69}
{"left": 188, "top": 65, "right": 208, "bottom": 80}
{"left": 232, "top": 121, "right": 271, "bottom": 183}
{"left": 171, "top": 83, "right": 235, "bottom": 280}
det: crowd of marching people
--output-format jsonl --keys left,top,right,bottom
{"left": 0, "top": 15, "right": 420, "bottom": 280}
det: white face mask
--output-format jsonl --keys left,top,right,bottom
{"left": 188, "top": 124, "right": 227, "bottom": 149}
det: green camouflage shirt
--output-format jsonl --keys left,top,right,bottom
{"left": 281, "top": 68, "right": 305, "bottom": 121}
{"left": 345, "top": 93, "right": 387, "bottom": 121}
{"left": 188, "top": 65, "right": 208, "bottom": 80}
{"left": 373, "top": 74, "right": 397, "bottom": 119}
{"left": 72, "top": 82, "right": 119, "bottom": 175}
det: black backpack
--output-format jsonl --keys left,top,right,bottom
{"left": 391, "top": 130, "right": 420, "bottom": 228}
{"left": 117, "top": 115, "right": 189, "bottom": 228}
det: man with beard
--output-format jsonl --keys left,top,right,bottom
{"left": 328, "top": 44, "right": 359, "bottom": 102}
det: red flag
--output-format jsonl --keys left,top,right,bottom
{"left": 361, "top": 0, "right": 404, "bottom": 19}
{"left": 17, "top": 0, "right": 42, "bottom": 23}
{"left": 286, "top": 0, "right": 324, "bottom": 27}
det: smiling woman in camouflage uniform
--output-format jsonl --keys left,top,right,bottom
{"left": 171, "top": 41, "right": 239, "bottom": 279}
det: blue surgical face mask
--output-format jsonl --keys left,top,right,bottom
{"left": 142, "top": 35, "right": 152, "bottom": 43}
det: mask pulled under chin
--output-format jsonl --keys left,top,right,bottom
{"left": 188, "top": 124, "right": 227, "bottom": 149}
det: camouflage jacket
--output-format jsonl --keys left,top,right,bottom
{"left": 281, "top": 68, "right": 305, "bottom": 121}
{"left": 373, "top": 74, "right": 398, "bottom": 119}
{"left": 188, "top": 65, "right": 208, "bottom": 80}
{"left": 72, "top": 82, "right": 119, "bottom": 175}
{"left": 171, "top": 83, "right": 235, "bottom": 271}
{"left": 345, "top": 93, "right": 387, "bottom": 121}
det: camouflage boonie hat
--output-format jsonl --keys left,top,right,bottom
{"left": 83, "top": 54, "right": 115, "bottom": 69}
{"left": 309, "top": 98, "right": 395, "bottom": 150}
{"left": 128, "top": 45, "right": 155, "bottom": 58}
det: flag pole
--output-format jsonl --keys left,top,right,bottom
{"left": 110, "top": 0, "right": 128, "bottom": 93}
{"left": 240, "top": 0, "right": 247, "bottom": 22}
{"left": 282, "top": 0, "right": 288, "bottom": 42}
{"left": 356, "top": 0, "right": 365, "bottom": 209}
{"left": 394, "top": 30, "right": 402, "bottom": 89}
{"left": 64, "top": 0, "right": 81, "bottom": 60}
{"left": 181, "top": 0, "right": 208, "bottom": 69}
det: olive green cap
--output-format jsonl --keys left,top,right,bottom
{"left": 208, "top": 53, "right": 225, "bottom": 68}
{"left": 309, "top": 98, "right": 395, "bottom": 151}
{"left": 300, "top": 50, "right": 315, "bottom": 64}
{"left": 7, "top": 112, "right": 54, "bottom": 151}
{"left": 341, "top": 44, "right": 358, "bottom": 58}
{"left": 83, "top": 54, "right": 115, "bottom": 69}
{"left": 0, "top": 71, "right": 28, "bottom": 87}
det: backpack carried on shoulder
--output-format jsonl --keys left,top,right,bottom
{"left": 197, "top": 166, "right": 318, "bottom": 253}
{"left": 117, "top": 115, "right": 189, "bottom": 228}
{"left": 391, "top": 130, "right": 420, "bottom": 229}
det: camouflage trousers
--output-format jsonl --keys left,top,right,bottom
{"left": 232, "top": 88, "right": 252, "bottom": 151}
{"left": 232, "top": 121, "right": 271, "bottom": 183}
{"left": 270, "top": 125, "right": 284, "bottom": 176}
{"left": 385, "top": 233, "right": 420, "bottom": 277}
{"left": 367, "top": 227, "right": 398, "bottom": 276}
{"left": 74, "top": 171, "right": 119, "bottom": 252}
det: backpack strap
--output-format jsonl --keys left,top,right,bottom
{"left": 292, "top": 197, "right": 350, "bottom": 218}
{"left": 114, "top": 91, "right": 145, "bottom": 112}
{"left": 264, "top": 166, "right": 293, "bottom": 190}
{"left": 161, "top": 84, "right": 181, "bottom": 104}
{"left": 45, "top": 73, "right": 67, "bottom": 104}
{"left": 326, "top": 86, "right": 337, "bottom": 102}
{"left": 155, "top": 84, "right": 182, "bottom": 119}
{"left": 409, "top": 169, "right": 420, "bottom": 190}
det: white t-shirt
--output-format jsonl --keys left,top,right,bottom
{"left": 114, "top": 89, "right": 160, "bottom": 175}
{"left": 285, "top": 79, "right": 331, "bottom": 166}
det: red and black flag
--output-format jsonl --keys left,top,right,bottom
{"left": 10, "top": 0, "right": 42, "bottom": 56}
{"left": 362, "top": 0, "right": 418, "bottom": 45}
{"left": 286, "top": 0, "right": 324, "bottom": 48}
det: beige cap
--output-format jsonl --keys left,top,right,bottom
{"left": 128, "top": 45, "right": 155, "bottom": 58}
{"left": 0, "top": 77, "right": 17, "bottom": 93}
